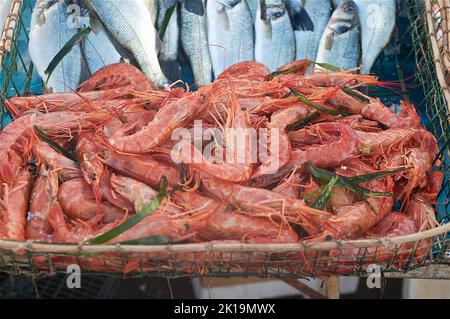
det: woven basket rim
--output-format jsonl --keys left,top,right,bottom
{"left": 0, "top": 0, "right": 447, "bottom": 256}
{"left": 425, "top": 0, "right": 450, "bottom": 114}
{"left": 0, "top": 222, "right": 448, "bottom": 254}
{"left": 0, "top": 0, "right": 22, "bottom": 68}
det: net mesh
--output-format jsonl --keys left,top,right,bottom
{"left": 0, "top": 0, "right": 449, "bottom": 278}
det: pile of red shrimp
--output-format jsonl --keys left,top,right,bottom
{"left": 0, "top": 61, "right": 443, "bottom": 266}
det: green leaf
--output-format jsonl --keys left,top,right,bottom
{"left": 87, "top": 176, "right": 168, "bottom": 245}
{"left": 345, "top": 167, "right": 407, "bottom": 184}
{"left": 305, "top": 162, "right": 395, "bottom": 199}
{"left": 289, "top": 88, "right": 346, "bottom": 116}
{"left": 270, "top": 61, "right": 342, "bottom": 78}
{"left": 117, "top": 236, "right": 170, "bottom": 245}
{"left": 158, "top": 4, "right": 177, "bottom": 40}
{"left": 44, "top": 27, "right": 91, "bottom": 85}
{"left": 34, "top": 126, "right": 77, "bottom": 161}
{"left": 311, "top": 176, "right": 338, "bottom": 210}
{"left": 341, "top": 87, "right": 370, "bottom": 104}
{"left": 285, "top": 111, "right": 321, "bottom": 132}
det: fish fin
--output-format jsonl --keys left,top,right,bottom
{"left": 185, "top": 0, "right": 205, "bottom": 16}
{"left": 89, "top": 14, "right": 103, "bottom": 35}
{"left": 324, "top": 32, "right": 335, "bottom": 51}
{"left": 260, "top": 0, "right": 268, "bottom": 22}
{"left": 218, "top": 9, "right": 231, "bottom": 31}
{"left": 160, "top": 58, "right": 181, "bottom": 81}
{"left": 290, "top": 6, "right": 314, "bottom": 32}
{"left": 37, "top": 10, "right": 46, "bottom": 26}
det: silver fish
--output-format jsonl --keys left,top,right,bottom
{"left": 316, "top": 0, "right": 360, "bottom": 70}
{"left": 157, "top": 0, "right": 180, "bottom": 81}
{"left": 82, "top": 14, "right": 122, "bottom": 75}
{"left": 29, "top": 0, "right": 83, "bottom": 93}
{"left": 180, "top": 0, "right": 212, "bottom": 87}
{"left": 207, "top": 0, "right": 254, "bottom": 77}
{"left": 86, "top": 0, "right": 168, "bottom": 87}
{"left": 285, "top": 0, "right": 332, "bottom": 61}
{"left": 255, "top": 0, "right": 296, "bottom": 72}
{"left": 332, "top": 0, "right": 396, "bottom": 73}
{"left": 144, "top": 0, "right": 159, "bottom": 26}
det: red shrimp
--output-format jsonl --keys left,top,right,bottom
{"left": 26, "top": 166, "right": 59, "bottom": 242}
{"left": 0, "top": 167, "right": 32, "bottom": 241}
{"left": 100, "top": 145, "right": 180, "bottom": 188}
{"left": 0, "top": 114, "right": 37, "bottom": 184}
{"left": 77, "top": 63, "right": 154, "bottom": 92}
{"left": 174, "top": 91, "right": 254, "bottom": 183}
{"left": 58, "top": 179, "right": 126, "bottom": 223}
{"left": 404, "top": 170, "right": 443, "bottom": 231}
{"left": 108, "top": 92, "right": 210, "bottom": 153}
{"left": 327, "top": 213, "right": 418, "bottom": 268}
{"left": 273, "top": 71, "right": 379, "bottom": 88}
{"left": 110, "top": 175, "right": 214, "bottom": 243}
{"left": 76, "top": 133, "right": 134, "bottom": 212}
{"left": 199, "top": 209, "right": 299, "bottom": 243}
{"left": 33, "top": 141, "right": 81, "bottom": 181}
{"left": 216, "top": 61, "right": 270, "bottom": 82}
{"left": 272, "top": 172, "right": 302, "bottom": 199}
{"left": 313, "top": 175, "right": 394, "bottom": 240}
{"left": 361, "top": 100, "right": 421, "bottom": 128}
{"left": 202, "top": 175, "right": 331, "bottom": 235}
{"left": 252, "top": 122, "right": 358, "bottom": 186}
{"left": 289, "top": 122, "right": 358, "bottom": 169}
{"left": 355, "top": 128, "right": 416, "bottom": 154}
{"left": 48, "top": 203, "right": 121, "bottom": 244}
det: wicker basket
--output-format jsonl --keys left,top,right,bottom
{"left": 0, "top": 0, "right": 449, "bottom": 279}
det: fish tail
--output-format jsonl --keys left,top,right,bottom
{"left": 291, "top": 7, "right": 314, "bottom": 32}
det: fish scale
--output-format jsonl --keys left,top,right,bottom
{"left": 180, "top": 0, "right": 213, "bottom": 87}
{"left": 207, "top": 0, "right": 254, "bottom": 77}
{"left": 29, "top": 0, "right": 83, "bottom": 93}
{"left": 86, "top": 0, "right": 168, "bottom": 87}
{"left": 82, "top": 12, "right": 122, "bottom": 75}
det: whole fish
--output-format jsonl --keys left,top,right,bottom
{"left": 82, "top": 14, "right": 122, "bottom": 75}
{"left": 145, "top": 0, "right": 159, "bottom": 26}
{"left": 180, "top": 0, "right": 213, "bottom": 87}
{"left": 285, "top": 0, "right": 332, "bottom": 61}
{"left": 316, "top": 0, "right": 360, "bottom": 70}
{"left": 332, "top": 0, "right": 396, "bottom": 74}
{"left": 207, "top": 0, "right": 254, "bottom": 77}
{"left": 86, "top": 0, "right": 168, "bottom": 87}
{"left": 29, "top": 0, "right": 83, "bottom": 93}
{"left": 255, "top": 0, "right": 296, "bottom": 72}
{"left": 157, "top": 0, "right": 180, "bottom": 82}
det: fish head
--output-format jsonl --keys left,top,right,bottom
{"left": 329, "top": 0, "right": 359, "bottom": 33}
{"left": 260, "top": 2, "right": 286, "bottom": 23}
{"left": 340, "top": 0, "right": 358, "bottom": 16}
